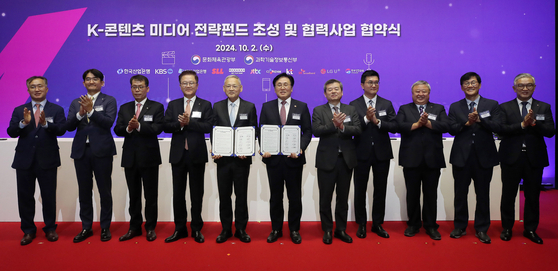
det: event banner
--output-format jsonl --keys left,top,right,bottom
{"left": 0, "top": 0, "right": 555, "bottom": 177}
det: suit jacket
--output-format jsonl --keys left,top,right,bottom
{"left": 8, "top": 101, "right": 66, "bottom": 170}
{"left": 396, "top": 102, "right": 450, "bottom": 168}
{"left": 212, "top": 97, "right": 258, "bottom": 166}
{"left": 349, "top": 95, "right": 398, "bottom": 162}
{"left": 259, "top": 98, "right": 312, "bottom": 167}
{"left": 448, "top": 96, "right": 500, "bottom": 168}
{"left": 498, "top": 98, "right": 555, "bottom": 167}
{"left": 312, "top": 103, "right": 361, "bottom": 171}
{"left": 163, "top": 97, "right": 214, "bottom": 164}
{"left": 114, "top": 99, "right": 164, "bottom": 168}
{"left": 66, "top": 92, "right": 117, "bottom": 159}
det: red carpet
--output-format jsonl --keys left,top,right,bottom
{"left": 2, "top": 190, "right": 557, "bottom": 270}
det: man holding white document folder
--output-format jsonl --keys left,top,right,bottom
{"left": 259, "top": 73, "right": 312, "bottom": 244}
{"left": 211, "top": 75, "right": 258, "bottom": 243}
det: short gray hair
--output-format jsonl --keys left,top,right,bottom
{"left": 411, "top": 80, "right": 431, "bottom": 92}
{"left": 513, "top": 73, "right": 535, "bottom": 85}
{"left": 224, "top": 75, "right": 242, "bottom": 85}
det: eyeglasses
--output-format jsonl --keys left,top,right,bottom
{"left": 181, "top": 82, "right": 197, "bottom": 86}
{"left": 225, "top": 85, "right": 240, "bottom": 90}
{"left": 85, "top": 77, "right": 101, "bottom": 82}
{"left": 326, "top": 87, "right": 341, "bottom": 92}
{"left": 132, "top": 85, "right": 146, "bottom": 90}
{"left": 29, "top": 84, "right": 46, "bottom": 90}
{"left": 462, "top": 81, "right": 478, "bottom": 87}
{"left": 366, "top": 81, "right": 379, "bottom": 86}
{"left": 515, "top": 84, "right": 535, "bottom": 90}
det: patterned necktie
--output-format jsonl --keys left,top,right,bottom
{"left": 521, "top": 101, "right": 528, "bottom": 118}
{"left": 333, "top": 106, "right": 339, "bottom": 113}
{"left": 229, "top": 103, "right": 236, "bottom": 127}
{"left": 34, "top": 104, "right": 41, "bottom": 127}
{"left": 368, "top": 100, "right": 374, "bottom": 108}
{"left": 419, "top": 105, "right": 424, "bottom": 115}
{"left": 280, "top": 100, "right": 287, "bottom": 125}
{"left": 135, "top": 103, "right": 141, "bottom": 119}
{"left": 185, "top": 100, "right": 191, "bottom": 150}
{"left": 469, "top": 101, "right": 476, "bottom": 113}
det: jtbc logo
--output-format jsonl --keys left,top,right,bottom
{"left": 155, "top": 69, "right": 168, "bottom": 74}
{"left": 212, "top": 68, "right": 224, "bottom": 74}
{"left": 250, "top": 69, "right": 261, "bottom": 74}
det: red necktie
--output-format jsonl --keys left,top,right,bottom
{"left": 280, "top": 100, "right": 287, "bottom": 125}
{"left": 135, "top": 103, "right": 141, "bottom": 119}
{"left": 34, "top": 104, "right": 41, "bottom": 127}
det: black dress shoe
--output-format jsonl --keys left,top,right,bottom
{"left": 216, "top": 230, "right": 233, "bottom": 243}
{"left": 192, "top": 231, "right": 204, "bottom": 243}
{"left": 500, "top": 229, "right": 512, "bottom": 241}
{"left": 45, "top": 231, "right": 59, "bottom": 242}
{"left": 404, "top": 226, "right": 420, "bottom": 237}
{"left": 425, "top": 228, "right": 441, "bottom": 240}
{"left": 290, "top": 231, "right": 302, "bottom": 244}
{"left": 101, "top": 229, "right": 111, "bottom": 242}
{"left": 146, "top": 230, "right": 157, "bottom": 242}
{"left": 323, "top": 231, "right": 332, "bottom": 244}
{"left": 165, "top": 230, "right": 188, "bottom": 243}
{"left": 372, "top": 224, "right": 390, "bottom": 238}
{"left": 20, "top": 233, "right": 36, "bottom": 246}
{"left": 356, "top": 224, "right": 367, "bottom": 238}
{"left": 475, "top": 231, "right": 491, "bottom": 244}
{"left": 267, "top": 230, "right": 283, "bottom": 243}
{"left": 234, "top": 229, "right": 251, "bottom": 243}
{"left": 119, "top": 229, "right": 142, "bottom": 241}
{"left": 449, "top": 228, "right": 466, "bottom": 239}
{"left": 73, "top": 229, "right": 93, "bottom": 243}
{"left": 334, "top": 230, "right": 353, "bottom": 243}
{"left": 523, "top": 230, "right": 543, "bottom": 244}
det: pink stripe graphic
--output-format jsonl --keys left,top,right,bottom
{"left": 0, "top": 8, "right": 86, "bottom": 137}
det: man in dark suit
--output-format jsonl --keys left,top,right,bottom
{"left": 7, "top": 76, "right": 66, "bottom": 245}
{"left": 114, "top": 75, "right": 164, "bottom": 242}
{"left": 212, "top": 75, "right": 258, "bottom": 243}
{"left": 498, "top": 73, "right": 555, "bottom": 244}
{"left": 313, "top": 79, "right": 361, "bottom": 244}
{"left": 67, "top": 69, "right": 117, "bottom": 243}
{"left": 448, "top": 72, "right": 501, "bottom": 244}
{"left": 349, "top": 70, "right": 397, "bottom": 239}
{"left": 259, "top": 73, "right": 312, "bottom": 244}
{"left": 395, "top": 80, "right": 450, "bottom": 240}
{"left": 163, "top": 70, "right": 214, "bottom": 243}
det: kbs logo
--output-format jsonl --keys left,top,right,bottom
{"left": 212, "top": 68, "right": 224, "bottom": 74}
{"left": 250, "top": 69, "right": 261, "bottom": 74}
{"left": 155, "top": 69, "right": 170, "bottom": 74}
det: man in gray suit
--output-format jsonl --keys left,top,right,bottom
{"left": 312, "top": 79, "right": 361, "bottom": 244}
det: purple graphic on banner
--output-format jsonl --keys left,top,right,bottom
{"left": 0, "top": 8, "right": 86, "bottom": 125}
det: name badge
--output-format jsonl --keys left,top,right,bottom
{"left": 143, "top": 115, "right": 153, "bottom": 122}
{"left": 94, "top": 105, "right": 104, "bottom": 111}
{"left": 536, "top": 114, "right": 545, "bottom": 121}
{"left": 479, "top": 110, "right": 491, "bottom": 118}
{"left": 378, "top": 110, "right": 387, "bottom": 117}
{"left": 292, "top": 113, "right": 301, "bottom": 120}
{"left": 343, "top": 116, "right": 351, "bottom": 122}
{"left": 427, "top": 114, "right": 437, "bottom": 121}
{"left": 239, "top": 113, "right": 248, "bottom": 120}
{"left": 46, "top": 117, "right": 54, "bottom": 123}
{"left": 192, "top": 111, "right": 202, "bottom": 118}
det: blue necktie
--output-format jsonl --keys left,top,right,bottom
{"left": 521, "top": 101, "right": 528, "bottom": 118}
{"left": 229, "top": 103, "right": 236, "bottom": 127}
{"left": 469, "top": 102, "right": 476, "bottom": 113}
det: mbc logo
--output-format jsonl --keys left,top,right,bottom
{"left": 212, "top": 68, "right": 224, "bottom": 74}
